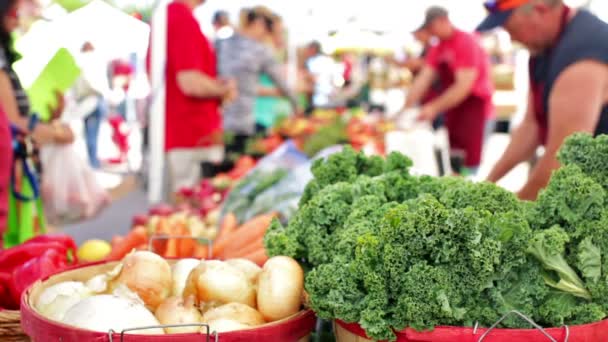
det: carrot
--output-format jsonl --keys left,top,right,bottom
{"left": 107, "top": 226, "right": 147, "bottom": 260}
{"left": 211, "top": 213, "right": 239, "bottom": 257}
{"left": 111, "top": 235, "right": 124, "bottom": 249}
{"left": 176, "top": 224, "right": 196, "bottom": 258}
{"left": 223, "top": 237, "right": 263, "bottom": 259}
{"left": 215, "top": 213, "right": 276, "bottom": 259}
{"left": 193, "top": 244, "right": 210, "bottom": 259}
{"left": 135, "top": 243, "right": 148, "bottom": 251}
{"left": 164, "top": 238, "right": 178, "bottom": 258}
{"left": 241, "top": 248, "right": 268, "bottom": 266}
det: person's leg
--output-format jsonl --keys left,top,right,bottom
{"left": 167, "top": 149, "right": 199, "bottom": 194}
{"left": 84, "top": 108, "right": 102, "bottom": 169}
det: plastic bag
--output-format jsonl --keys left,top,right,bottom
{"left": 220, "top": 141, "right": 309, "bottom": 223}
{"left": 40, "top": 144, "right": 109, "bottom": 224}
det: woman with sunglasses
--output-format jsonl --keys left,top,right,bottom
{"left": 0, "top": 0, "right": 72, "bottom": 242}
{"left": 218, "top": 6, "right": 300, "bottom": 156}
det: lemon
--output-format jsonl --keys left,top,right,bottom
{"left": 77, "top": 239, "right": 112, "bottom": 262}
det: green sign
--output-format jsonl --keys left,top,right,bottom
{"left": 27, "top": 48, "right": 81, "bottom": 121}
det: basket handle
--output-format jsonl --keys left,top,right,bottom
{"left": 147, "top": 235, "right": 213, "bottom": 259}
{"left": 476, "top": 310, "right": 569, "bottom": 342}
{"left": 108, "top": 323, "right": 218, "bottom": 342}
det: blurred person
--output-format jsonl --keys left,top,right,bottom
{"left": 212, "top": 10, "right": 233, "bottom": 59}
{"left": 254, "top": 14, "right": 293, "bottom": 130}
{"left": 213, "top": 10, "right": 233, "bottom": 40}
{"left": 109, "top": 57, "right": 134, "bottom": 120}
{"left": 218, "top": 6, "right": 299, "bottom": 155}
{"left": 402, "top": 6, "right": 495, "bottom": 173}
{"left": 73, "top": 41, "right": 113, "bottom": 169}
{"left": 304, "top": 41, "right": 339, "bottom": 112}
{"left": 0, "top": 0, "right": 72, "bottom": 241}
{"left": 479, "top": 0, "right": 608, "bottom": 200}
{"left": 151, "top": 0, "right": 234, "bottom": 192}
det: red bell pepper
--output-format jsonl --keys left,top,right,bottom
{"left": 10, "top": 248, "right": 68, "bottom": 307}
{"left": 25, "top": 234, "right": 78, "bottom": 260}
{"left": 0, "top": 234, "right": 78, "bottom": 310}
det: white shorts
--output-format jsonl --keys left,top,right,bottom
{"left": 167, "top": 146, "right": 224, "bottom": 192}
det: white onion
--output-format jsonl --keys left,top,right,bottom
{"left": 183, "top": 260, "right": 255, "bottom": 308}
{"left": 171, "top": 259, "right": 200, "bottom": 297}
{"left": 225, "top": 259, "right": 262, "bottom": 284}
{"left": 155, "top": 296, "right": 202, "bottom": 334}
{"left": 35, "top": 281, "right": 92, "bottom": 321}
{"left": 62, "top": 295, "right": 164, "bottom": 335}
{"left": 112, "top": 251, "right": 172, "bottom": 309}
{"left": 257, "top": 256, "right": 304, "bottom": 322}
{"left": 205, "top": 319, "right": 251, "bottom": 334}
{"left": 201, "top": 303, "right": 265, "bottom": 327}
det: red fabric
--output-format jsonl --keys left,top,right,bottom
{"left": 0, "top": 108, "right": 11, "bottom": 238}
{"left": 164, "top": 1, "right": 222, "bottom": 151}
{"left": 426, "top": 29, "right": 494, "bottom": 104}
{"left": 445, "top": 95, "right": 491, "bottom": 168}
{"left": 338, "top": 319, "right": 608, "bottom": 342}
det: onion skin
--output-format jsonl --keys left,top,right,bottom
{"left": 61, "top": 295, "right": 164, "bottom": 335}
{"left": 184, "top": 260, "right": 256, "bottom": 308}
{"left": 155, "top": 296, "right": 202, "bottom": 334}
{"left": 257, "top": 256, "right": 304, "bottom": 322}
{"left": 225, "top": 259, "right": 262, "bottom": 284}
{"left": 171, "top": 259, "right": 200, "bottom": 297}
{"left": 113, "top": 251, "right": 172, "bottom": 310}
{"left": 201, "top": 303, "right": 265, "bottom": 327}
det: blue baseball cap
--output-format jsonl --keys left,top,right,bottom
{"left": 477, "top": 0, "right": 530, "bottom": 32}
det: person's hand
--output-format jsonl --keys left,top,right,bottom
{"left": 220, "top": 78, "right": 238, "bottom": 104}
{"left": 30, "top": 123, "right": 57, "bottom": 145}
{"left": 49, "top": 90, "right": 65, "bottom": 120}
{"left": 52, "top": 121, "right": 75, "bottom": 144}
{"left": 417, "top": 104, "right": 439, "bottom": 122}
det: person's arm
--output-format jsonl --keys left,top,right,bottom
{"left": 487, "top": 92, "right": 540, "bottom": 183}
{"left": 419, "top": 68, "right": 477, "bottom": 121}
{"left": 518, "top": 60, "right": 608, "bottom": 200}
{"left": 0, "top": 70, "right": 59, "bottom": 144}
{"left": 403, "top": 65, "right": 437, "bottom": 108}
{"left": 176, "top": 71, "right": 229, "bottom": 98}
{"left": 257, "top": 86, "right": 281, "bottom": 97}
{"left": 261, "top": 49, "right": 299, "bottom": 112}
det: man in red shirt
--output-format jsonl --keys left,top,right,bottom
{"left": 402, "top": 6, "right": 495, "bottom": 172}
{"left": 162, "top": 0, "right": 234, "bottom": 192}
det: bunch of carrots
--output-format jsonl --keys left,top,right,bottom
{"left": 106, "top": 212, "right": 275, "bottom": 265}
{"left": 211, "top": 212, "right": 276, "bottom": 266}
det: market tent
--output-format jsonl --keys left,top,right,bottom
{"left": 52, "top": 0, "right": 150, "bottom": 58}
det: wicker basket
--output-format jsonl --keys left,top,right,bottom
{"left": 0, "top": 309, "right": 30, "bottom": 341}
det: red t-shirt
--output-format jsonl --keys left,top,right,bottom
{"left": 164, "top": 2, "right": 221, "bottom": 151}
{"left": 426, "top": 30, "right": 494, "bottom": 104}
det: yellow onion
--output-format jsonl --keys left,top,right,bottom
{"left": 155, "top": 296, "right": 202, "bottom": 334}
{"left": 257, "top": 256, "right": 304, "bottom": 322}
{"left": 183, "top": 260, "right": 255, "bottom": 308}
{"left": 201, "top": 303, "right": 265, "bottom": 327}
{"left": 225, "top": 259, "right": 262, "bottom": 285}
{"left": 171, "top": 259, "right": 200, "bottom": 297}
{"left": 112, "top": 251, "right": 172, "bottom": 309}
{"left": 62, "top": 294, "right": 164, "bottom": 334}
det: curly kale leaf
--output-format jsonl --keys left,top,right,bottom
{"left": 533, "top": 165, "right": 605, "bottom": 231}
{"left": 558, "top": 133, "right": 608, "bottom": 191}
{"left": 527, "top": 226, "right": 591, "bottom": 300}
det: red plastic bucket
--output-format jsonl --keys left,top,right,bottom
{"left": 335, "top": 316, "right": 608, "bottom": 342}
{"left": 21, "top": 261, "right": 316, "bottom": 341}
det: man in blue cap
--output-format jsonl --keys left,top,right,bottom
{"left": 480, "top": 0, "right": 608, "bottom": 200}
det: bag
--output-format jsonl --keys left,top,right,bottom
{"left": 4, "top": 124, "right": 46, "bottom": 248}
{"left": 40, "top": 144, "right": 109, "bottom": 224}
